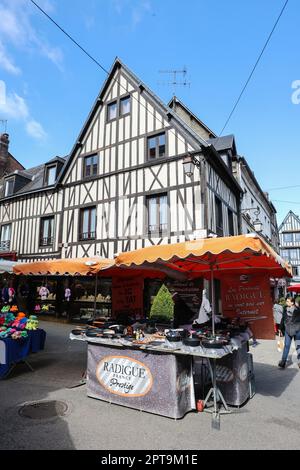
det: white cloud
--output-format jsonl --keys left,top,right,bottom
{"left": 112, "top": 0, "right": 152, "bottom": 27}
{"left": 0, "top": 92, "right": 29, "bottom": 120}
{"left": 132, "top": 0, "right": 151, "bottom": 27}
{"left": 26, "top": 120, "right": 47, "bottom": 140}
{"left": 0, "top": 41, "right": 21, "bottom": 75}
{"left": 0, "top": 90, "right": 47, "bottom": 141}
{"left": 0, "top": 0, "right": 63, "bottom": 74}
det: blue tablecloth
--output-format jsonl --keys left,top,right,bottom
{"left": 0, "top": 329, "right": 46, "bottom": 378}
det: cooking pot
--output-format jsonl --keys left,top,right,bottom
{"left": 110, "top": 324, "right": 126, "bottom": 335}
{"left": 201, "top": 337, "right": 229, "bottom": 349}
{"left": 177, "top": 328, "right": 189, "bottom": 338}
{"left": 86, "top": 328, "right": 104, "bottom": 337}
{"left": 166, "top": 330, "right": 182, "bottom": 342}
{"left": 102, "top": 328, "right": 116, "bottom": 338}
{"left": 183, "top": 337, "right": 200, "bottom": 347}
{"left": 145, "top": 326, "right": 157, "bottom": 334}
{"left": 71, "top": 329, "right": 85, "bottom": 336}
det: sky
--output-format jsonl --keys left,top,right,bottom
{"left": 0, "top": 0, "right": 299, "bottom": 225}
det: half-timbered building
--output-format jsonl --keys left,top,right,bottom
{"left": 0, "top": 58, "right": 243, "bottom": 262}
{"left": 279, "top": 211, "right": 300, "bottom": 281}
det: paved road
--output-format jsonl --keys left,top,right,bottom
{"left": 0, "top": 321, "right": 300, "bottom": 450}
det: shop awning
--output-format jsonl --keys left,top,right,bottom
{"left": 0, "top": 259, "right": 16, "bottom": 274}
{"left": 287, "top": 284, "right": 300, "bottom": 293}
{"left": 13, "top": 257, "right": 115, "bottom": 276}
{"left": 115, "top": 234, "right": 292, "bottom": 279}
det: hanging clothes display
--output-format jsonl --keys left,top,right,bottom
{"left": 65, "top": 288, "right": 71, "bottom": 301}
{"left": 39, "top": 286, "right": 50, "bottom": 301}
{"left": 195, "top": 289, "right": 211, "bottom": 325}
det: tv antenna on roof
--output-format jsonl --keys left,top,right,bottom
{"left": 158, "top": 67, "right": 191, "bottom": 95}
{"left": 0, "top": 120, "right": 7, "bottom": 133}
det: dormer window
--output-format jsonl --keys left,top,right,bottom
{"left": 5, "top": 178, "right": 14, "bottom": 197}
{"left": 45, "top": 165, "right": 57, "bottom": 186}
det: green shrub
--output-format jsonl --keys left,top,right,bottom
{"left": 150, "top": 284, "right": 174, "bottom": 321}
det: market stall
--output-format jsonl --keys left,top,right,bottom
{"left": 0, "top": 308, "right": 46, "bottom": 379}
{"left": 13, "top": 258, "right": 115, "bottom": 321}
{"left": 13, "top": 236, "right": 291, "bottom": 422}
{"left": 13, "top": 257, "right": 187, "bottom": 322}
{"left": 111, "top": 233, "right": 291, "bottom": 421}
{"left": 70, "top": 325, "right": 252, "bottom": 419}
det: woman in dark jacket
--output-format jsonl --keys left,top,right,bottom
{"left": 278, "top": 297, "right": 300, "bottom": 368}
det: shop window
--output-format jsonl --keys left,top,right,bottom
{"left": 0, "top": 223, "right": 11, "bottom": 251}
{"left": 120, "top": 95, "right": 131, "bottom": 116}
{"left": 83, "top": 154, "right": 98, "bottom": 178}
{"left": 44, "top": 165, "right": 57, "bottom": 186}
{"left": 107, "top": 100, "right": 117, "bottom": 121}
{"left": 40, "top": 217, "right": 54, "bottom": 246}
{"left": 215, "top": 196, "right": 223, "bottom": 237}
{"left": 147, "top": 193, "right": 168, "bottom": 235}
{"left": 71, "top": 277, "right": 112, "bottom": 322}
{"left": 147, "top": 132, "right": 166, "bottom": 160}
{"left": 4, "top": 178, "right": 14, "bottom": 197}
{"left": 79, "top": 206, "right": 96, "bottom": 241}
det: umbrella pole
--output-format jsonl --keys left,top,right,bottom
{"left": 93, "top": 274, "right": 98, "bottom": 320}
{"left": 210, "top": 264, "right": 215, "bottom": 337}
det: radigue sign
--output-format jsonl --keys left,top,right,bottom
{"left": 96, "top": 355, "right": 153, "bottom": 398}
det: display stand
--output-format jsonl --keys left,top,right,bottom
{"left": 203, "top": 357, "right": 231, "bottom": 429}
{"left": 0, "top": 329, "right": 46, "bottom": 379}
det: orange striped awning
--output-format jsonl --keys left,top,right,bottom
{"left": 13, "top": 257, "right": 115, "bottom": 276}
{"left": 115, "top": 234, "right": 292, "bottom": 279}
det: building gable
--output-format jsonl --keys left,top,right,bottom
{"left": 61, "top": 59, "right": 209, "bottom": 186}
{"left": 279, "top": 211, "right": 300, "bottom": 233}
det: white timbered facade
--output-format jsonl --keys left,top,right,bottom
{"left": 279, "top": 211, "right": 300, "bottom": 280}
{"left": 0, "top": 59, "right": 242, "bottom": 261}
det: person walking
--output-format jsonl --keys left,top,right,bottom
{"left": 273, "top": 298, "right": 284, "bottom": 352}
{"left": 278, "top": 297, "right": 300, "bottom": 368}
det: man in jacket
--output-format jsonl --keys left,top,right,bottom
{"left": 278, "top": 297, "right": 300, "bottom": 368}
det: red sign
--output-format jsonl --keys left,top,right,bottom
{"left": 112, "top": 278, "right": 144, "bottom": 320}
{"left": 221, "top": 274, "right": 274, "bottom": 339}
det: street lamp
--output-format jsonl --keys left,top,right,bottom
{"left": 241, "top": 206, "right": 263, "bottom": 233}
{"left": 182, "top": 153, "right": 201, "bottom": 177}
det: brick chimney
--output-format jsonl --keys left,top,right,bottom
{"left": 0, "top": 133, "right": 9, "bottom": 175}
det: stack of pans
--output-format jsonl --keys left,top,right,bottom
{"left": 85, "top": 328, "right": 104, "bottom": 338}
{"left": 182, "top": 336, "right": 200, "bottom": 347}
{"left": 201, "top": 335, "right": 230, "bottom": 349}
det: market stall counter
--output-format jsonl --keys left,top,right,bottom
{"left": 0, "top": 329, "right": 46, "bottom": 379}
{"left": 70, "top": 325, "right": 253, "bottom": 418}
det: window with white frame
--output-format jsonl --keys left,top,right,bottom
{"left": 120, "top": 96, "right": 131, "bottom": 116}
{"left": 40, "top": 217, "right": 54, "bottom": 246}
{"left": 45, "top": 166, "right": 57, "bottom": 186}
{"left": 107, "top": 101, "right": 117, "bottom": 121}
{"left": 79, "top": 207, "right": 96, "bottom": 241}
{"left": 0, "top": 224, "right": 11, "bottom": 251}
{"left": 4, "top": 178, "right": 14, "bottom": 197}
{"left": 147, "top": 194, "right": 168, "bottom": 234}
